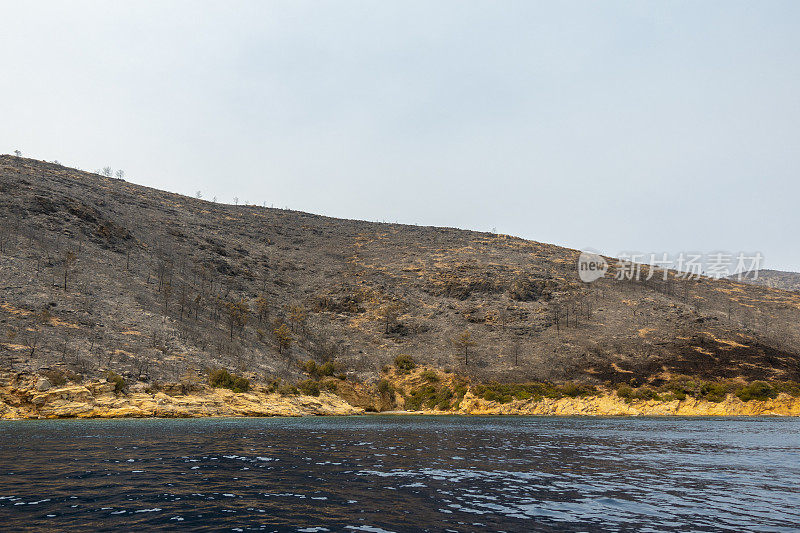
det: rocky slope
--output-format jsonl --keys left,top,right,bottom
{"left": 2, "top": 368, "right": 797, "bottom": 419}
{"left": 456, "top": 392, "right": 800, "bottom": 416}
{"left": 729, "top": 269, "right": 800, "bottom": 292}
{"left": 1, "top": 154, "right": 800, "bottom": 397}
{"left": 0, "top": 372, "right": 361, "bottom": 419}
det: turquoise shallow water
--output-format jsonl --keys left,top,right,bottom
{"left": 0, "top": 416, "right": 798, "bottom": 531}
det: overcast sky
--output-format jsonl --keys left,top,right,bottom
{"left": 2, "top": 1, "right": 798, "bottom": 270}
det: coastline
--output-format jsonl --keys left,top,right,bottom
{"left": 2, "top": 380, "right": 799, "bottom": 419}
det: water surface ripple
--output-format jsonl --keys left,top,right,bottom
{"left": 0, "top": 416, "right": 798, "bottom": 531}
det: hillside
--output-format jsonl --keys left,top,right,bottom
{"left": 2, "top": 155, "right": 800, "bottom": 392}
{"left": 729, "top": 269, "right": 800, "bottom": 292}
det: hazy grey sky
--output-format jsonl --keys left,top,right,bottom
{"left": 2, "top": 1, "right": 799, "bottom": 270}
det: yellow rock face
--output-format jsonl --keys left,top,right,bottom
{"left": 0, "top": 382, "right": 363, "bottom": 419}
{"left": 457, "top": 392, "right": 800, "bottom": 416}
{"left": 2, "top": 379, "right": 799, "bottom": 419}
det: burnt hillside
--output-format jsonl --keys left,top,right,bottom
{"left": 1, "top": 155, "right": 799, "bottom": 387}
{"left": 729, "top": 269, "right": 800, "bottom": 292}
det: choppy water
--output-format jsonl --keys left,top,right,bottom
{"left": 0, "top": 416, "right": 798, "bottom": 531}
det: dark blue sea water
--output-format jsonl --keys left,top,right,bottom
{"left": 0, "top": 416, "right": 798, "bottom": 532}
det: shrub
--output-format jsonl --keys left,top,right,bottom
{"left": 774, "top": 381, "right": 800, "bottom": 397}
{"left": 298, "top": 379, "right": 321, "bottom": 396}
{"left": 394, "top": 354, "right": 416, "bottom": 373}
{"left": 278, "top": 383, "right": 299, "bottom": 396}
{"left": 420, "top": 370, "right": 439, "bottom": 383}
{"left": 435, "top": 387, "right": 454, "bottom": 410}
{"left": 209, "top": 368, "right": 233, "bottom": 388}
{"left": 264, "top": 378, "right": 280, "bottom": 393}
{"left": 106, "top": 371, "right": 126, "bottom": 393}
{"left": 736, "top": 381, "right": 777, "bottom": 402}
{"left": 232, "top": 377, "right": 250, "bottom": 393}
{"left": 318, "top": 361, "right": 336, "bottom": 377}
{"left": 302, "top": 360, "right": 318, "bottom": 376}
{"left": 670, "top": 390, "right": 687, "bottom": 401}
{"left": 508, "top": 276, "right": 548, "bottom": 302}
{"left": 453, "top": 383, "right": 468, "bottom": 398}
{"left": 451, "top": 383, "right": 469, "bottom": 410}
{"left": 559, "top": 383, "right": 597, "bottom": 398}
{"left": 616, "top": 384, "right": 633, "bottom": 399}
{"left": 662, "top": 378, "right": 692, "bottom": 398}
{"left": 300, "top": 360, "right": 336, "bottom": 379}
{"left": 405, "top": 385, "right": 439, "bottom": 410}
{"left": 209, "top": 368, "right": 250, "bottom": 393}
{"left": 377, "top": 379, "right": 393, "bottom": 396}
{"left": 699, "top": 382, "right": 729, "bottom": 403}
{"left": 405, "top": 393, "right": 423, "bottom": 411}
{"left": 631, "top": 387, "right": 661, "bottom": 401}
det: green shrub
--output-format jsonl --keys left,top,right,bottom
{"left": 278, "top": 383, "right": 299, "bottom": 395}
{"left": 616, "top": 384, "right": 633, "bottom": 399}
{"left": 614, "top": 384, "right": 663, "bottom": 402}
{"left": 106, "top": 371, "right": 126, "bottom": 393}
{"left": 302, "top": 360, "right": 318, "bottom": 376}
{"left": 404, "top": 391, "right": 424, "bottom": 411}
{"left": 264, "top": 378, "right": 280, "bottom": 393}
{"left": 322, "top": 380, "right": 339, "bottom": 392}
{"left": 405, "top": 384, "right": 439, "bottom": 411}
{"left": 394, "top": 354, "right": 416, "bottom": 373}
{"left": 559, "top": 383, "right": 597, "bottom": 398}
{"left": 232, "top": 377, "right": 250, "bottom": 393}
{"left": 208, "top": 368, "right": 250, "bottom": 393}
{"left": 631, "top": 387, "right": 661, "bottom": 401}
{"left": 435, "top": 387, "right": 454, "bottom": 410}
{"left": 420, "top": 370, "right": 439, "bottom": 383}
{"left": 774, "top": 381, "right": 800, "bottom": 397}
{"left": 298, "top": 379, "right": 321, "bottom": 396}
{"left": 453, "top": 383, "right": 468, "bottom": 397}
{"left": 662, "top": 378, "right": 692, "bottom": 398}
{"left": 699, "top": 382, "right": 729, "bottom": 403}
{"left": 377, "top": 379, "right": 393, "bottom": 396}
{"left": 209, "top": 368, "right": 233, "bottom": 388}
{"left": 736, "top": 381, "right": 777, "bottom": 402}
{"left": 318, "top": 361, "right": 336, "bottom": 377}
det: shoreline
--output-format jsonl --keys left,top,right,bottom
{"left": 2, "top": 380, "right": 799, "bottom": 419}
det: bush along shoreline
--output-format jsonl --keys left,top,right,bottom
{"left": 2, "top": 363, "right": 800, "bottom": 419}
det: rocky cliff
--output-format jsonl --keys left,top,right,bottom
{"left": 2, "top": 370, "right": 798, "bottom": 419}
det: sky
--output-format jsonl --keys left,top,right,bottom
{"left": 2, "top": 1, "right": 799, "bottom": 271}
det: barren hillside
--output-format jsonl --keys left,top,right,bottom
{"left": 729, "top": 269, "right": 800, "bottom": 292}
{"left": 2, "top": 155, "right": 799, "bottom": 388}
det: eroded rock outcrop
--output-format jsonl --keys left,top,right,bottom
{"left": 457, "top": 392, "right": 800, "bottom": 416}
{"left": 0, "top": 379, "right": 363, "bottom": 419}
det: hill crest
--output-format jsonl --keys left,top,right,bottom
{"left": 1, "top": 154, "right": 799, "bottom": 390}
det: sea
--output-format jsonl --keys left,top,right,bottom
{"left": 0, "top": 416, "right": 798, "bottom": 531}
